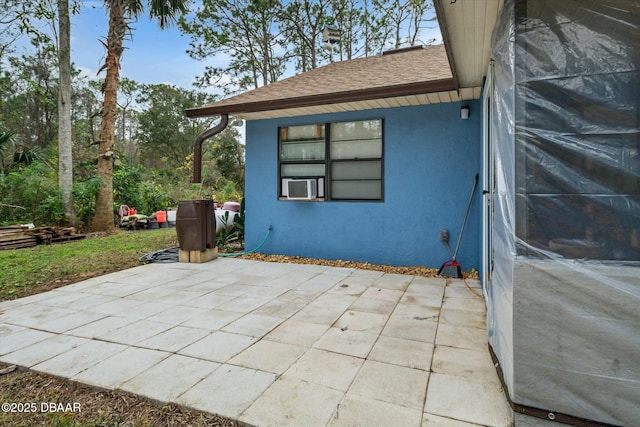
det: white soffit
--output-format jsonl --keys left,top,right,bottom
{"left": 437, "top": 0, "right": 504, "bottom": 88}
{"left": 234, "top": 87, "right": 481, "bottom": 120}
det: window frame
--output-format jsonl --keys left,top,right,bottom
{"left": 278, "top": 119, "right": 384, "bottom": 202}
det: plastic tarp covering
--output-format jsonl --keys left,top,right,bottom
{"left": 486, "top": 0, "right": 640, "bottom": 425}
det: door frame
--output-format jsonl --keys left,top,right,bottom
{"left": 482, "top": 61, "right": 495, "bottom": 291}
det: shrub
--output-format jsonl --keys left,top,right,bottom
{"left": 213, "top": 180, "right": 242, "bottom": 203}
{"left": 0, "top": 161, "right": 63, "bottom": 226}
{"left": 72, "top": 177, "right": 102, "bottom": 227}
{"left": 112, "top": 163, "right": 175, "bottom": 215}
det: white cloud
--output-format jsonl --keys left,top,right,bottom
{"left": 75, "top": 66, "right": 97, "bottom": 80}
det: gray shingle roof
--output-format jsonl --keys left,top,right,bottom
{"left": 186, "top": 44, "right": 454, "bottom": 118}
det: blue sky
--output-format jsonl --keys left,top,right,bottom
{"left": 69, "top": 1, "right": 442, "bottom": 94}
{"left": 47, "top": 1, "right": 441, "bottom": 142}
{"left": 71, "top": 1, "right": 210, "bottom": 90}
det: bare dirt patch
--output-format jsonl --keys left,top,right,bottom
{"left": 0, "top": 367, "right": 237, "bottom": 427}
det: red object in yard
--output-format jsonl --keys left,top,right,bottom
{"left": 155, "top": 210, "right": 167, "bottom": 222}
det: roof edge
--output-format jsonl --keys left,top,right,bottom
{"left": 185, "top": 78, "right": 456, "bottom": 118}
{"left": 433, "top": 0, "right": 460, "bottom": 92}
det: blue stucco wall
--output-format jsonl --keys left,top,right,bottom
{"left": 244, "top": 100, "right": 482, "bottom": 269}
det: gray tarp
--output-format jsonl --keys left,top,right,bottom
{"left": 486, "top": 0, "right": 640, "bottom": 425}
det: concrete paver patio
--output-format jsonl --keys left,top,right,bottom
{"left": 0, "top": 258, "right": 513, "bottom": 427}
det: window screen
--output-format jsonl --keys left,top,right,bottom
{"left": 278, "top": 120, "right": 383, "bottom": 201}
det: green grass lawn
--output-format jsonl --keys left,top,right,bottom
{"left": 0, "top": 228, "right": 178, "bottom": 302}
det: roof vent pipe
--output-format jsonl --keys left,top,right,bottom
{"left": 192, "top": 114, "right": 229, "bottom": 183}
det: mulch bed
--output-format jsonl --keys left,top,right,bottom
{"left": 242, "top": 253, "right": 479, "bottom": 279}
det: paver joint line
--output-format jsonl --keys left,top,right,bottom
{"left": 0, "top": 259, "right": 512, "bottom": 427}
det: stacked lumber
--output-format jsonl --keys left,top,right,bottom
{"left": 0, "top": 225, "right": 86, "bottom": 250}
{"left": 26, "top": 226, "right": 86, "bottom": 245}
{"left": 0, "top": 225, "right": 37, "bottom": 250}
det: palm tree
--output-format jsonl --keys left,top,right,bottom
{"left": 92, "top": 0, "right": 188, "bottom": 231}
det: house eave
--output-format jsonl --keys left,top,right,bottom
{"left": 433, "top": 0, "right": 460, "bottom": 92}
{"left": 185, "top": 78, "right": 457, "bottom": 119}
{"left": 433, "top": 0, "right": 504, "bottom": 89}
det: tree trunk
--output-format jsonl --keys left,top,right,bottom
{"left": 93, "top": 2, "right": 125, "bottom": 231}
{"left": 57, "top": 0, "right": 76, "bottom": 225}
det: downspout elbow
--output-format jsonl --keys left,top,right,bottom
{"left": 193, "top": 113, "right": 229, "bottom": 183}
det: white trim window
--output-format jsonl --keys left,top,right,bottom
{"left": 279, "top": 119, "right": 383, "bottom": 201}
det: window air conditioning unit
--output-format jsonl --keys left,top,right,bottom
{"left": 287, "top": 179, "right": 317, "bottom": 200}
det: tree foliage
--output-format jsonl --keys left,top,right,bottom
{"left": 134, "top": 83, "right": 216, "bottom": 169}
{"left": 181, "top": 0, "right": 438, "bottom": 92}
{"left": 1, "top": 0, "right": 53, "bottom": 59}
{"left": 0, "top": 161, "right": 65, "bottom": 225}
{"left": 114, "top": 77, "right": 139, "bottom": 161}
{"left": 0, "top": 34, "right": 245, "bottom": 228}
{"left": 0, "top": 131, "right": 15, "bottom": 173}
{"left": 0, "top": 0, "right": 439, "bottom": 230}
{"left": 0, "top": 44, "right": 244, "bottom": 230}
{"left": 4, "top": 47, "right": 58, "bottom": 148}
{"left": 92, "top": 0, "right": 189, "bottom": 232}
{"left": 179, "top": 0, "right": 287, "bottom": 93}
{"left": 112, "top": 163, "right": 175, "bottom": 215}
{"left": 278, "top": 0, "right": 332, "bottom": 72}
{"left": 208, "top": 125, "right": 245, "bottom": 192}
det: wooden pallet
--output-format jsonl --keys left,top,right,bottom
{"left": 0, "top": 225, "right": 35, "bottom": 250}
{"left": 0, "top": 225, "right": 29, "bottom": 237}
{"left": 26, "top": 226, "right": 82, "bottom": 245}
{"left": 50, "top": 234, "right": 86, "bottom": 244}
{"left": 0, "top": 235, "right": 37, "bottom": 250}
{"left": 0, "top": 225, "right": 86, "bottom": 250}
